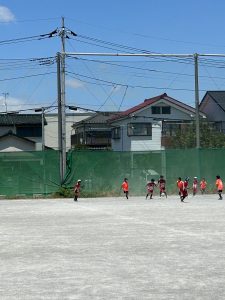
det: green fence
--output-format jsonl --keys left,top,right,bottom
{"left": 0, "top": 149, "right": 224, "bottom": 197}
{"left": 65, "top": 149, "right": 225, "bottom": 196}
{"left": 0, "top": 150, "right": 60, "bottom": 197}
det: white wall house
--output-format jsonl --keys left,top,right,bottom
{"left": 109, "top": 93, "right": 206, "bottom": 151}
{"left": 44, "top": 112, "right": 93, "bottom": 150}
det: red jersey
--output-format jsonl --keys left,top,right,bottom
{"left": 121, "top": 181, "right": 129, "bottom": 192}
{"left": 216, "top": 179, "right": 223, "bottom": 191}
{"left": 177, "top": 180, "right": 184, "bottom": 192}
{"left": 193, "top": 179, "right": 198, "bottom": 185}
{"left": 146, "top": 182, "right": 156, "bottom": 192}
{"left": 184, "top": 180, "right": 188, "bottom": 189}
{"left": 192, "top": 179, "right": 197, "bottom": 192}
{"left": 158, "top": 178, "right": 166, "bottom": 192}
{"left": 200, "top": 180, "right": 207, "bottom": 189}
{"left": 74, "top": 182, "right": 81, "bottom": 192}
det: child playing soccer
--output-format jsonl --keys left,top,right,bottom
{"left": 158, "top": 175, "right": 167, "bottom": 198}
{"left": 200, "top": 178, "right": 207, "bottom": 194}
{"left": 74, "top": 179, "right": 81, "bottom": 201}
{"left": 121, "top": 178, "right": 129, "bottom": 199}
{"left": 216, "top": 175, "right": 223, "bottom": 200}
{"left": 177, "top": 177, "right": 188, "bottom": 202}
{"left": 146, "top": 179, "right": 157, "bottom": 199}
{"left": 192, "top": 177, "right": 198, "bottom": 196}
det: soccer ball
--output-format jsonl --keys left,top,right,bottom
{"left": 161, "top": 192, "right": 165, "bottom": 197}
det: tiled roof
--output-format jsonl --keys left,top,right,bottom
{"left": 0, "top": 114, "right": 45, "bottom": 126}
{"left": 109, "top": 93, "right": 198, "bottom": 122}
{"left": 73, "top": 112, "right": 116, "bottom": 126}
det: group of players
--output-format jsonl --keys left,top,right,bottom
{"left": 177, "top": 175, "right": 223, "bottom": 202}
{"left": 121, "top": 175, "right": 167, "bottom": 200}
{"left": 121, "top": 175, "right": 224, "bottom": 202}
{"left": 73, "top": 174, "right": 224, "bottom": 202}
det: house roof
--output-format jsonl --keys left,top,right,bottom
{"left": 109, "top": 93, "right": 200, "bottom": 122}
{"left": 0, "top": 114, "right": 46, "bottom": 126}
{"left": 72, "top": 112, "right": 116, "bottom": 127}
{"left": 0, "top": 130, "right": 53, "bottom": 149}
{"left": 200, "top": 91, "right": 225, "bottom": 112}
{"left": 0, "top": 131, "right": 36, "bottom": 144}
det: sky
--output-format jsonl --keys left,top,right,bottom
{"left": 1, "top": 0, "right": 225, "bottom": 113}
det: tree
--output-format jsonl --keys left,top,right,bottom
{"left": 169, "top": 122, "right": 225, "bottom": 148}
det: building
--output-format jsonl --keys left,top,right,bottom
{"left": 0, "top": 114, "right": 46, "bottom": 151}
{"left": 109, "top": 93, "right": 206, "bottom": 151}
{"left": 45, "top": 112, "right": 93, "bottom": 150}
{"left": 71, "top": 112, "right": 115, "bottom": 149}
{"left": 71, "top": 93, "right": 206, "bottom": 152}
{"left": 200, "top": 91, "right": 225, "bottom": 133}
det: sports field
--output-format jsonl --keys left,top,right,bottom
{"left": 1, "top": 194, "right": 225, "bottom": 300}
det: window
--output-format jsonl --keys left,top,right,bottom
{"left": 112, "top": 127, "right": 121, "bottom": 139}
{"left": 17, "top": 126, "right": 42, "bottom": 137}
{"left": 151, "top": 106, "right": 161, "bottom": 114}
{"left": 127, "top": 123, "right": 152, "bottom": 136}
{"left": 151, "top": 106, "right": 171, "bottom": 114}
{"left": 162, "top": 106, "right": 171, "bottom": 114}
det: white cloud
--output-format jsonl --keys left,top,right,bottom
{"left": 0, "top": 6, "right": 15, "bottom": 22}
{"left": 0, "top": 96, "right": 24, "bottom": 112}
{"left": 66, "top": 79, "right": 84, "bottom": 89}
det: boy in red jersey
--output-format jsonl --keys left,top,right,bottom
{"left": 200, "top": 178, "right": 207, "bottom": 194}
{"left": 177, "top": 177, "right": 188, "bottom": 202}
{"left": 146, "top": 179, "right": 157, "bottom": 199}
{"left": 121, "top": 178, "right": 129, "bottom": 199}
{"left": 177, "top": 177, "right": 184, "bottom": 202}
{"left": 192, "top": 177, "right": 198, "bottom": 196}
{"left": 183, "top": 177, "right": 189, "bottom": 200}
{"left": 158, "top": 175, "right": 167, "bottom": 198}
{"left": 216, "top": 175, "right": 223, "bottom": 200}
{"left": 74, "top": 179, "right": 81, "bottom": 201}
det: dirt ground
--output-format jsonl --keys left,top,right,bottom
{"left": 1, "top": 194, "right": 225, "bottom": 299}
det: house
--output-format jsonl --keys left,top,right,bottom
{"left": 45, "top": 112, "right": 93, "bottom": 150}
{"left": 0, "top": 112, "right": 94, "bottom": 152}
{"left": 71, "top": 112, "right": 115, "bottom": 149}
{"left": 199, "top": 91, "right": 225, "bottom": 133}
{"left": 0, "top": 114, "right": 46, "bottom": 152}
{"left": 0, "top": 131, "right": 38, "bottom": 152}
{"left": 109, "top": 93, "right": 206, "bottom": 151}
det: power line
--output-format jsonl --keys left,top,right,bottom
{"left": 0, "top": 71, "right": 56, "bottom": 82}
{"left": 66, "top": 70, "right": 206, "bottom": 91}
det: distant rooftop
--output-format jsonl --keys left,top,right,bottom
{"left": 0, "top": 114, "right": 45, "bottom": 126}
{"left": 201, "top": 91, "right": 225, "bottom": 112}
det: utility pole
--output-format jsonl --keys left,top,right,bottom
{"left": 41, "top": 107, "right": 45, "bottom": 151}
{"left": 56, "top": 17, "right": 77, "bottom": 184}
{"left": 58, "top": 17, "right": 67, "bottom": 182}
{"left": 2, "top": 92, "right": 9, "bottom": 113}
{"left": 57, "top": 52, "right": 64, "bottom": 182}
{"left": 194, "top": 53, "right": 200, "bottom": 149}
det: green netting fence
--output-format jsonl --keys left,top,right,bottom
{"left": 0, "top": 148, "right": 224, "bottom": 197}
{"left": 0, "top": 150, "right": 60, "bottom": 197}
{"left": 65, "top": 148, "right": 225, "bottom": 196}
